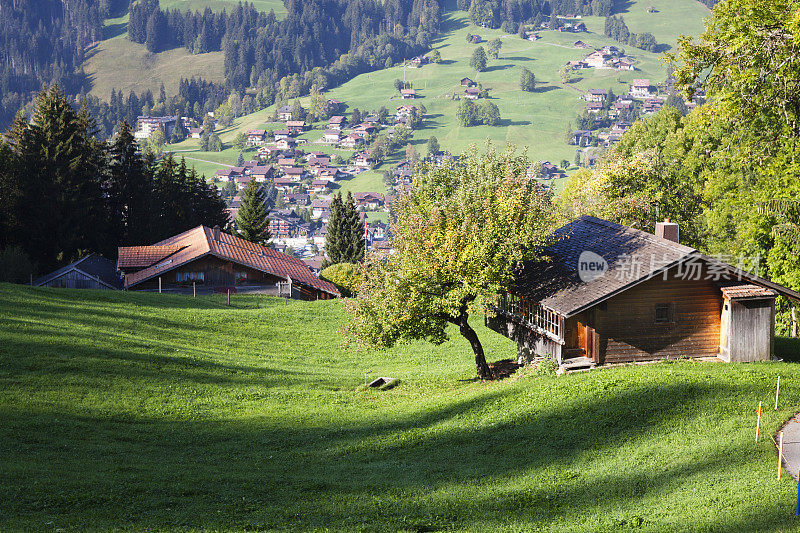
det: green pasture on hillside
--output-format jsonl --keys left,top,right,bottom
{"left": 2, "top": 283, "right": 800, "bottom": 531}
{"left": 168, "top": 0, "right": 710, "bottom": 197}
{"left": 86, "top": 15, "right": 225, "bottom": 100}
{"left": 158, "top": 0, "right": 286, "bottom": 16}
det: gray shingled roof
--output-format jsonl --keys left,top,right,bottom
{"left": 34, "top": 254, "right": 122, "bottom": 289}
{"left": 515, "top": 216, "right": 800, "bottom": 317}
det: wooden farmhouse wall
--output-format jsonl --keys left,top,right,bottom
{"left": 591, "top": 268, "right": 722, "bottom": 363}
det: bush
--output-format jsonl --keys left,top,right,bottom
{"left": 320, "top": 263, "right": 364, "bottom": 297}
{"left": 0, "top": 246, "right": 35, "bottom": 284}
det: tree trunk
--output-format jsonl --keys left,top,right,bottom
{"left": 458, "top": 314, "right": 492, "bottom": 379}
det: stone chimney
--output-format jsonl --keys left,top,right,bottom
{"left": 655, "top": 219, "right": 679, "bottom": 243}
{"left": 213, "top": 225, "right": 221, "bottom": 241}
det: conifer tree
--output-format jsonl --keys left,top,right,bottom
{"left": 7, "top": 86, "right": 107, "bottom": 270}
{"left": 235, "top": 180, "right": 272, "bottom": 244}
{"left": 108, "top": 120, "right": 152, "bottom": 245}
{"left": 324, "top": 192, "right": 364, "bottom": 267}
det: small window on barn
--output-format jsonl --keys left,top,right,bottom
{"left": 654, "top": 303, "right": 674, "bottom": 324}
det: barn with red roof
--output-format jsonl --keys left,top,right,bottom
{"left": 118, "top": 226, "right": 339, "bottom": 300}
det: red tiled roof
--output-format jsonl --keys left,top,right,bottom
{"left": 123, "top": 226, "right": 339, "bottom": 296}
{"left": 720, "top": 284, "right": 778, "bottom": 300}
{"left": 118, "top": 245, "right": 184, "bottom": 269}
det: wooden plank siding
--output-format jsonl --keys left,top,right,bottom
{"left": 592, "top": 269, "right": 722, "bottom": 363}
{"left": 134, "top": 255, "right": 286, "bottom": 291}
{"left": 727, "top": 299, "right": 774, "bottom": 362}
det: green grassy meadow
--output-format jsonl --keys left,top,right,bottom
{"left": 2, "top": 283, "right": 800, "bottom": 531}
{"left": 86, "top": 14, "right": 225, "bottom": 100}
{"left": 158, "top": 0, "right": 286, "bottom": 15}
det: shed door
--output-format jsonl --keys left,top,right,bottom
{"left": 719, "top": 299, "right": 730, "bottom": 361}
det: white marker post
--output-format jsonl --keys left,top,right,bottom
{"left": 775, "top": 376, "right": 781, "bottom": 410}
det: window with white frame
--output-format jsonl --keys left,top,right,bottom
{"left": 176, "top": 272, "right": 204, "bottom": 282}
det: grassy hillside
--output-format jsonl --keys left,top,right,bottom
{"left": 2, "top": 283, "right": 800, "bottom": 531}
{"left": 159, "top": 0, "right": 286, "bottom": 15}
{"left": 85, "top": 14, "right": 225, "bottom": 100}
{"left": 173, "top": 0, "right": 709, "bottom": 196}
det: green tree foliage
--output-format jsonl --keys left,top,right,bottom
{"left": 2, "top": 86, "right": 106, "bottom": 271}
{"left": 431, "top": 49, "right": 442, "bottom": 63}
{"left": 457, "top": 100, "right": 501, "bottom": 127}
{"left": 147, "top": 128, "right": 166, "bottom": 156}
{"left": 427, "top": 136, "right": 440, "bottom": 155}
{"left": 456, "top": 100, "right": 478, "bottom": 126}
{"left": 0, "top": 245, "right": 34, "bottom": 283}
{"left": 520, "top": 67, "right": 536, "bottom": 92}
{"left": 170, "top": 119, "right": 187, "bottom": 144}
{"left": 470, "top": 46, "right": 487, "bottom": 72}
{"left": 344, "top": 147, "right": 555, "bottom": 378}
{"left": 308, "top": 90, "right": 329, "bottom": 122}
{"left": 487, "top": 38, "right": 502, "bottom": 59}
{"left": 324, "top": 192, "right": 365, "bottom": 267}
{"left": 1, "top": 87, "right": 229, "bottom": 274}
{"left": 234, "top": 132, "right": 248, "bottom": 149}
{"left": 291, "top": 99, "right": 308, "bottom": 121}
{"left": 107, "top": 120, "right": 151, "bottom": 245}
{"left": 320, "top": 263, "right": 364, "bottom": 297}
{"left": 477, "top": 100, "right": 500, "bottom": 126}
{"left": 604, "top": 16, "right": 659, "bottom": 52}
{"left": 235, "top": 180, "right": 272, "bottom": 245}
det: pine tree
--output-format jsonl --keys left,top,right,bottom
{"left": 107, "top": 120, "right": 152, "bottom": 245}
{"left": 8, "top": 86, "right": 107, "bottom": 270}
{"left": 236, "top": 180, "right": 272, "bottom": 244}
{"left": 324, "top": 192, "right": 364, "bottom": 267}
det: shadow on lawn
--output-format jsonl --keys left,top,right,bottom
{"left": 3, "top": 378, "right": 792, "bottom": 531}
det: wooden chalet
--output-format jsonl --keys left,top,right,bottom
{"left": 327, "top": 116, "right": 346, "bottom": 130}
{"left": 487, "top": 216, "right": 800, "bottom": 367}
{"left": 286, "top": 120, "right": 306, "bottom": 134}
{"left": 119, "top": 226, "right": 338, "bottom": 300}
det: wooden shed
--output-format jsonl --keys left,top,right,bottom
{"left": 487, "top": 216, "right": 800, "bottom": 368}
{"left": 33, "top": 254, "right": 121, "bottom": 290}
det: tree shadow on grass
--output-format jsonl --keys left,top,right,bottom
{"left": 102, "top": 21, "right": 127, "bottom": 40}
{"left": 495, "top": 118, "right": 531, "bottom": 127}
{"left": 483, "top": 64, "right": 514, "bottom": 73}
{"left": 4, "top": 378, "right": 790, "bottom": 531}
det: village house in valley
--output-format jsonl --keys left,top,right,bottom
{"left": 118, "top": 226, "right": 339, "bottom": 300}
{"left": 487, "top": 216, "right": 800, "bottom": 370}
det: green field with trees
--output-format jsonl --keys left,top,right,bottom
{"left": 2, "top": 283, "right": 800, "bottom": 531}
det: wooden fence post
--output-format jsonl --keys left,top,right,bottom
{"left": 256, "top": 294, "right": 259, "bottom": 309}
{"left": 778, "top": 431, "right": 784, "bottom": 480}
{"left": 193, "top": 282, "right": 196, "bottom": 298}
{"left": 158, "top": 277, "right": 162, "bottom": 294}
{"left": 227, "top": 289, "right": 230, "bottom": 306}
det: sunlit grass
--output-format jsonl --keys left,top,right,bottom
{"left": 2, "top": 283, "right": 799, "bottom": 531}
